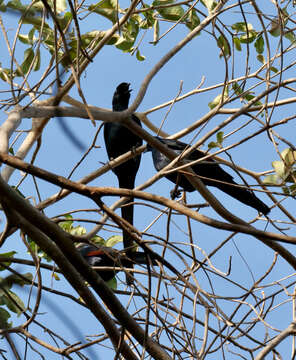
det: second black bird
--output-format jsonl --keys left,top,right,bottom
{"left": 104, "top": 83, "right": 143, "bottom": 282}
{"left": 147, "top": 137, "right": 270, "bottom": 215}
{"left": 78, "top": 244, "right": 156, "bottom": 282}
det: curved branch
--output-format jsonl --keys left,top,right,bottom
{"left": 0, "top": 152, "right": 296, "bottom": 262}
{"left": 255, "top": 322, "right": 296, "bottom": 360}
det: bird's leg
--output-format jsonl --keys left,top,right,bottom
{"left": 131, "top": 144, "right": 141, "bottom": 159}
{"left": 170, "top": 187, "right": 182, "bottom": 200}
{"left": 170, "top": 173, "right": 183, "bottom": 199}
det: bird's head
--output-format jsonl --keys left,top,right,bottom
{"left": 77, "top": 244, "right": 103, "bottom": 263}
{"left": 112, "top": 82, "right": 132, "bottom": 111}
{"left": 116, "top": 82, "right": 132, "bottom": 94}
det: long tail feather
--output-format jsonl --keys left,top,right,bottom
{"left": 217, "top": 182, "right": 270, "bottom": 215}
{"left": 119, "top": 177, "right": 136, "bottom": 284}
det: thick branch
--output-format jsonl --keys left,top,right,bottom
{"left": 0, "top": 176, "right": 171, "bottom": 360}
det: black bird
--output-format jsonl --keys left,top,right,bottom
{"left": 78, "top": 244, "right": 156, "bottom": 282}
{"left": 147, "top": 137, "right": 270, "bottom": 215}
{"left": 104, "top": 83, "right": 143, "bottom": 282}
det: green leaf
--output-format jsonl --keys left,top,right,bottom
{"left": 185, "top": 9, "right": 200, "bottom": 31}
{"left": 115, "top": 37, "right": 134, "bottom": 51}
{"left": 208, "top": 86, "right": 228, "bottom": 109}
{"left": 59, "top": 215, "right": 73, "bottom": 231}
{"left": 233, "top": 37, "right": 241, "bottom": 51}
{"left": 12, "top": 273, "right": 33, "bottom": 287}
{"left": 269, "top": 8, "right": 289, "bottom": 37}
{"left": 244, "top": 93, "right": 262, "bottom": 106}
{"left": 282, "top": 186, "right": 290, "bottom": 195}
{"left": 5, "top": 290, "right": 25, "bottom": 316}
{"left": 232, "top": 82, "right": 243, "bottom": 95}
{"left": 8, "top": 147, "right": 14, "bottom": 155}
{"left": 217, "top": 35, "right": 230, "bottom": 57}
{"left": 208, "top": 95, "right": 222, "bottom": 109}
{"left": 33, "top": 0, "right": 67, "bottom": 13}
{"left": 18, "top": 34, "right": 35, "bottom": 45}
{"left": 263, "top": 174, "right": 281, "bottom": 185}
{"left": 27, "top": 237, "right": 52, "bottom": 262}
{"left": 283, "top": 148, "right": 296, "bottom": 167}
{"left": 59, "top": 11, "right": 72, "bottom": 30}
{"left": 140, "top": 5, "right": 155, "bottom": 29}
{"left": 7, "top": 0, "right": 36, "bottom": 16}
{"left": 0, "top": 0, "right": 6, "bottom": 12}
{"left": 52, "top": 272, "right": 60, "bottom": 281}
{"left": 55, "top": 0, "right": 67, "bottom": 13}
{"left": 201, "top": 0, "right": 217, "bottom": 12}
{"left": 70, "top": 30, "right": 109, "bottom": 50}
{"left": 33, "top": 48, "right": 40, "bottom": 71}
{"left": 136, "top": 49, "right": 145, "bottom": 61}
{"left": 216, "top": 131, "right": 224, "bottom": 145}
{"left": 22, "top": 14, "right": 46, "bottom": 28}
{"left": 284, "top": 171, "right": 296, "bottom": 183}
{"left": 0, "top": 308, "right": 11, "bottom": 328}
{"left": 287, "top": 184, "right": 296, "bottom": 196}
{"left": 208, "top": 132, "right": 223, "bottom": 149}
{"left": 107, "top": 33, "right": 119, "bottom": 46}
{"left": 59, "top": 215, "right": 87, "bottom": 236}
{"left": 240, "top": 30, "right": 257, "bottom": 44}
{"left": 106, "top": 276, "right": 117, "bottom": 289}
{"left": 29, "top": 0, "right": 44, "bottom": 12}
{"left": 21, "top": 48, "right": 34, "bottom": 74}
{"left": 0, "top": 68, "right": 12, "bottom": 83}
{"left": 105, "top": 235, "right": 122, "bottom": 248}
{"left": 0, "top": 274, "right": 32, "bottom": 315}
{"left": 254, "top": 35, "right": 264, "bottom": 54}
{"left": 112, "top": 19, "right": 139, "bottom": 52}
{"left": 153, "top": 0, "right": 184, "bottom": 21}
{"left": 269, "top": 21, "right": 281, "bottom": 37}
{"left": 90, "top": 235, "right": 106, "bottom": 246}
{"left": 270, "top": 66, "right": 278, "bottom": 73}
{"left": 126, "top": 17, "right": 139, "bottom": 39}
{"left": 70, "top": 225, "right": 86, "bottom": 236}
{"left": 0, "top": 252, "right": 17, "bottom": 271}
{"left": 231, "top": 22, "right": 253, "bottom": 33}
{"left": 284, "top": 31, "right": 296, "bottom": 43}
{"left": 19, "top": 46, "right": 40, "bottom": 73}
{"left": 281, "top": 148, "right": 291, "bottom": 159}
{"left": 208, "top": 141, "right": 218, "bottom": 149}
{"left": 28, "top": 27, "right": 35, "bottom": 43}
{"left": 272, "top": 160, "right": 285, "bottom": 178}
{"left": 257, "top": 54, "right": 264, "bottom": 64}
{"left": 89, "top": 0, "right": 119, "bottom": 23}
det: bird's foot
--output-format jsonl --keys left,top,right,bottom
{"left": 170, "top": 188, "right": 182, "bottom": 200}
{"left": 131, "top": 145, "right": 140, "bottom": 155}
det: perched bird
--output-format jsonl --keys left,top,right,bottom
{"left": 78, "top": 244, "right": 156, "bottom": 282}
{"left": 147, "top": 137, "right": 270, "bottom": 215}
{"left": 104, "top": 83, "right": 143, "bottom": 282}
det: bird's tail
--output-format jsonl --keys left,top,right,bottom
{"left": 119, "top": 177, "right": 137, "bottom": 284}
{"left": 216, "top": 182, "right": 270, "bottom": 215}
{"left": 130, "top": 252, "right": 158, "bottom": 265}
{"left": 120, "top": 200, "right": 136, "bottom": 284}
